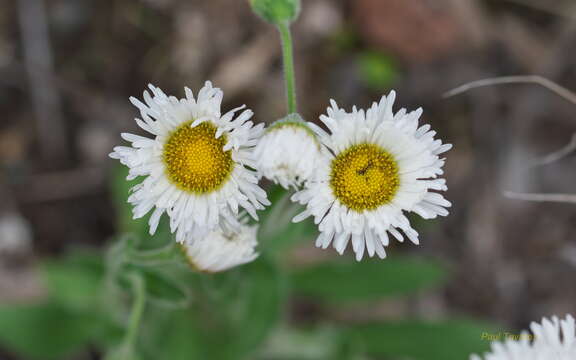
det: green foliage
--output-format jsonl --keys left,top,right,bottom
{"left": 330, "top": 28, "right": 360, "bottom": 53}
{"left": 143, "top": 309, "right": 205, "bottom": 360}
{"left": 110, "top": 165, "right": 171, "bottom": 249}
{"left": 358, "top": 51, "right": 398, "bottom": 90}
{"left": 0, "top": 144, "right": 476, "bottom": 360}
{"left": 258, "top": 185, "right": 317, "bottom": 254}
{"left": 106, "top": 236, "right": 190, "bottom": 311}
{"left": 0, "top": 249, "right": 122, "bottom": 360}
{"left": 141, "top": 256, "right": 284, "bottom": 360}
{"left": 0, "top": 302, "right": 111, "bottom": 360}
{"left": 291, "top": 256, "right": 447, "bottom": 303}
{"left": 42, "top": 249, "right": 105, "bottom": 311}
{"left": 105, "top": 344, "right": 143, "bottom": 360}
{"left": 0, "top": 167, "right": 478, "bottom": 360}
{"left": 128, "top": 265, "right": 190, "bottom": 309}
{"left": 229, "top": 256, "right": 285, "bottom": 356}
{"left": 347, "top": 319, "right": 494, "bottom": 360}
{"left": 260, "top": 326, "right": 345, "bottom": 360}
{"left": 249, "top": 0, "right": 300, "bottom": 25}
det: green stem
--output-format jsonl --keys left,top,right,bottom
{"left": 278, "top": 22, "right": 297, "bottom": 114}
{"left": 125, "top": 274, "right": 146, "bottom": 349}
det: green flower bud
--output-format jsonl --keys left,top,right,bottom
{"left": 249, "top": 0, "right": 300, "bottom": 25}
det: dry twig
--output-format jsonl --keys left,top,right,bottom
{"left": 503, "top": 191, "right": 576, "bottom": 204}
{"left": 446, "top": 75, "right": 576, "bottom": 204}
{"left": 17, "top": 0, "right": 66, "bottom": 163}
{"left": 529, "top": 132, "right": 576, "bottom": 168}
{"left": 443, "top": 75, "right": 576, "bottom": 105}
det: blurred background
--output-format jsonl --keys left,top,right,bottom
{"left": 1, "top": 0, "right": 576, "bottom": 359}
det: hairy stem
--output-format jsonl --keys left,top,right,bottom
{"left": 125, "top": 274, "right": 146, "bottom": 350}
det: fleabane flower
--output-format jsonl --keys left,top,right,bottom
{"left": 291, "top": 91, "right": 452, "bottom": 260}
{"left": 254, "top": 114, "right": 322, "bottom": 189}
{"left": 471, "top": 315, "right": 576, "bottom": 360}
{"left": 180, "top": 221, "right": 259, "bottom": 272}
{"left": 109, "top": 82, "right": 269, "bottom": 242}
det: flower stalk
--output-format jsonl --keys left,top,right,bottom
{"left": 278, "top": 22, "right": 297, "bottom": 114}
{"left": 125, "top": 273, "right": 146, "bottom": 350}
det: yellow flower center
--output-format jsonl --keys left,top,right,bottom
{"left": 330, "top": 143, "right": 400, "bottom": 211}
{"left": 163, "top": 121, "right": 233, "bottom": 194}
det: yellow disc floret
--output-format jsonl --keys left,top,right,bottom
{"left": 330, "top": 143, "right": 400, "bottom": 211}
{"left": 163, "top": 121, "right": 233, "bottom": 193}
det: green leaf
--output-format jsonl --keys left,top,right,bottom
{"left": 139, "top": 257, "right": 284, "bottom": 360}
{"left": 42, "top": 249, "right": 105, "bottom": 311}
{"left": 291, "top": 257, "right": 447, "bottom": 303}
{"left": 105, "top": 345, "right": 143, "bottom": 360}
{"left": 258, "top": 185, "right": 317, "bottom": 254}
{"left": 110, "top": 165, "right": 147, "bottom": 237}
{"left": 260, "top": 185, "right": 289, "bottom": 220}
{"left": 126, "top": 242, "right": 179, "bottom": 266}
{"left": 129, "top": 266, "right": 190, "bottom": 309}
{"left": 109, "top": 165, "right": 171, "bottom": 248}
{"left": 142, "top": 309, "right": 207, "bottom": 360}
{"left": 229, "top": 256, "right": 285, "bottom": 356}
{"left": 0, "top": 303, "right": 104, "bottom": 360}
{"left": 249, "top": 0, "right": 300, "bottom": 25}
{"left": 358, "top": 51, "right": 398, "bottom": 90}
{"left": 347, "top": 319, "right": 494, "bottom": 360}
{"left": 260, "top": 326, "right": 344, "bottom": 360}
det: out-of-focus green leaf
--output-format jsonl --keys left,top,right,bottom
{"left": 258, "top": 185, "right": 317, "bottom": 253}
{"left": 128, "top": 266, "right": 190, "bottom": 309}
{"left": 259, "top": 184, "right": 289, "bottom": 225}
{"left": 126, "top": 242, "right": 179, "bottom": 266}
{"left": 109, "top": 165, "right": 171, "bottom": 249}
{"left": 291, "top": 257, "right": 447, "bottom": 303}
{"left": 259, "top": 326, "right": 344, "bottom": 360}
{"left": 42, "top": 249, "right": 104, "bottom": 311}
{"left": 0, "top": 303, "right": 105, "bottom": 360}
{"left": 347, "top": 319, "right": 494, "bottom": 360}
{"left": 110, "top": 165, "right": 147, "bottom": 237}
{"left": 145, "top": 309, "right": 205, "bottom": 360}
{"left": 230, "top": 256, "right": 285, "bottom": 357}
{"left": 105, "top": 345, "right": 143, "bottom": 360}
{"left": 140, "top": 256, "right": 285, "bottom": 360}
{"left": 358, "top": 51, "right": 398, "bottom": 90}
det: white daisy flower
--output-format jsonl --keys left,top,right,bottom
{"left": 253, "top": 114, "right": 322, "bottom": 189}
{"left": 471, "top": 315, "right": 576, "bottom": 360}
{"left": 291, "top": 91, "right": 452, "bottom": 260}
{"left": 180, "top": 221, "right": 259, "bottom": 272}
{"left": 109, "top": 81, "right": 270, "bottom": 242}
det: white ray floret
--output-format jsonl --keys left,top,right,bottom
{"left": 109, "top": 81, "right": 269, "bottom": 242}
{"left": 254, "top": 114, "right": 322, "bottom": 189}
{"left": 291, "top": 91, "right": 452, "bottom": 260}
{"left": 471, "top": 315, "right": 576, "bottom": 360}
{"left": 180, "top": 221, "right": 259, "bottom": 273}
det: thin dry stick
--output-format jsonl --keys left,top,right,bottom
{"left": 446, "top": 75, "right": 576, "bottom": 203}
{"left": 17, "top": 0, "right": 66, "bottom": 162}
{"left": 443, "top": 75, "right": 576, "bottom": 105}
{"left": 529, "top": 132, "right": 576, "bottom": 168}
{"left": 503, "top": 191, "right": 576, "bottom": 204}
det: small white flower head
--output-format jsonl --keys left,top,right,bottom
{"left": 180, "top": 221, "right": 259, "bottom": 273}
{"left": 471, "top": 315, "right": 576, "bottom": 360}
{"left": 109, "top": 82, "right": 270, "bottom": 242}
{"left": 291, "top": 91, "right": 452, "bottom": 260}
{"left": 254, "top": 114, "right": 322, "bottom": 189}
